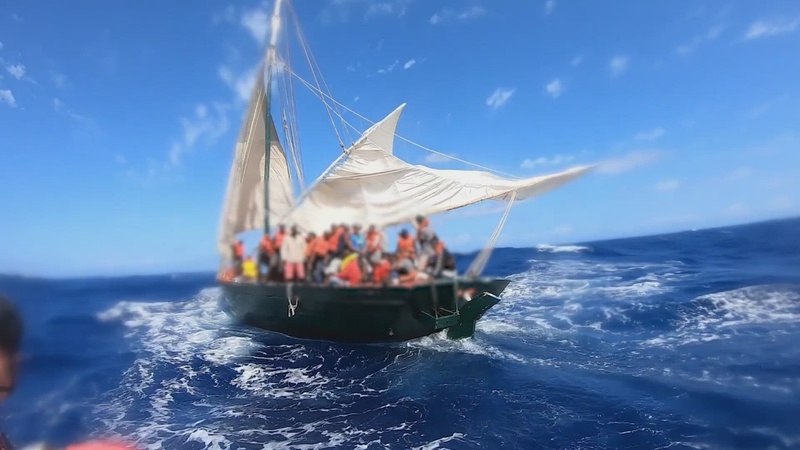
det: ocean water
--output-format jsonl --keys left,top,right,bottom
{"left": 1, "top": 217, "right": 799, "bottom": 449}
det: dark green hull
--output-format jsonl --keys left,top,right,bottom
{"left": 219, "top": 277, "right": 510, "bottom": 343}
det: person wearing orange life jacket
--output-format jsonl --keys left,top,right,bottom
{"left": 271, "top": 224, "right": 287, "bottom": 280}
{"left": 396, "top": 229, "right": 416, "bottom": 261}
{"left": 305, "top": 232, "right": 328, "bottom": 283}
{"left": 372, "top": 254, "right": 393, "bottom": 286}
{"left": 366, "top": 225, "right": 386, "bottom": 266}
{"left": 258, "top": 232, "right": 275, "bottom": 282}
{"left": 330, "top": 252, "right": 362, "bottom": 287}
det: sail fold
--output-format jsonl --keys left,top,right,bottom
{"left": 217, "top": 69, "right": 295, "bottom": 259}
{"left": 283, "top": 105, "right": 594, "bottom": 233}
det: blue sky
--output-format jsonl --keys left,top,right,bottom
{"left": 1, "top": 0, "right": 799, "bottom": 277}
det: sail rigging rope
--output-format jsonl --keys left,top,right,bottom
{"left": 285, "top": 0, "right": 353, "bottom": 146}
{"left": 283, "top": 0, "right": 348, "bottom": 151}
{"left": 466, "top": 190, "right": 517, "bottom": 278}
{"left": 280, "top": 64, "right": 520, "bottom": 179}
{"left": 278, "top": 22, "right": 306, "bottom": 190}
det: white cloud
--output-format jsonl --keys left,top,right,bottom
{"left": 51, "top": 71, "right": 67, "bottom": 89}
{"left": 403, "top": 59, "right": 416, "bottom": 70}
{"left": 424, "top": 153, "right": 452, "bottom": 164}
{"left": 597, "top": 149, "right": 660, "bottom": 175}
{"left": 365, "top": 2, "right": 406, "bottom": 19}
{"left": 634, "top": 127, "right": 665, "bottom": 141}
{"left": 676, "top": 25, "right": 725, "bottom": 56}
{"left": 486, "top": 88, "right": 515, "bottom": 110}
{"left": 5, "top": 63, "right": 25, "bottom": 80}
{"left": 241, "top": 7, "right": 270, "bottom": 43}
{"left": 544, "top": 0, "right": 556, "bottom": 16}
{"left": 726, "top": 203, "right": 749, "bottom": 216}
{"left": 707, "top": 24, "right": 725, "bottom": 39}
{"left": 219, "top": 65, "right": 259, "bottom": 102}
{"left": 213, "top": 5, "right": 237, "bottom": 24}
{"left": 115, "top": 154, "right": 128, "bottom": 165}
{"left": 52, "top": 97, "right": 95, "bottom": 127}
{"left": 521, "top": 154, "right": 574, "bottom": 169}
{"left": 0, "top": 42, "right": 3, "bottom": 49}
{"left": 376, "top": 60, "right": 399, "bottom": 74}
{"left": 353, "top": 96, "right": 360, "bottom": 103}
{"left": 545, "top": 78, "right": 564, "bottom": 98}
{"left": 430, "top": 6, "right": 485, "bottom": 24}
{"left": 168, "top": 103, "right": 230, "bottom": 167}
{"left": 655, "top": 179, "right": 680, "bottom": 191}
{"left": 0, "top": 89, "right": 16, "bottom": 107}
{"left": 727, "top": 167, "right": 753, "bottom": 181}
{"left": 744, "top": 18, "right": 800, "bottom": 40}
{"left": 571, "top": 56, "right": 583, "bottom": 67}
{"left": 609, "top": 55, "right": 629, "bottom": 77}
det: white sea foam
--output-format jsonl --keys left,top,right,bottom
{"left": 645, "top": 285, "right": 800, "bottom": 348}
{"left": 535, "top": 244, "right": 590, "bottom": 253}
{"left": 411, "top": 433, "right": 467, "bottom": 450}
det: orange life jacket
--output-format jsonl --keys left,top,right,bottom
{"left": 312, "top": 237, "right": 328, "bottom": 257}
{"left": 259, "top": 235, "right": 274, "bottom": 255}
{"left": 274, "top": 231, "right": 286, "bottom": 249}
{"left": 397, "top": 235, "right": 415, "bottom": 255}
{"left": 233, "top": 242, "right": 244, "bottom": 258}
{"left": 328, "top": 227, "right": 344, "bottom": 253}
{"left": 338, "top": 257, "right": 362, "bottom": 286}
{"left": 373, "top": 259, "right": 391, "bottom": 284}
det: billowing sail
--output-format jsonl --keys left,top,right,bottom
{"left": 217, "top": 68, "right": 295, "bottom": 259}
{"left": 283, "top": 104, "right": 594, "bottom": 233}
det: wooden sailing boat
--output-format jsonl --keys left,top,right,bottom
{"left": 216, "top": 0, "right": 593, "bottom": 343}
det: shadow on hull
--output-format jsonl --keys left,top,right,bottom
{"left": 220, "top": 277, "right": 510, "bottom": 343}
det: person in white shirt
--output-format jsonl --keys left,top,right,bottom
{"left": 281, "top": 225, "right": 307, "bottom": 281}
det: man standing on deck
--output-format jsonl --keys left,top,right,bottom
{"left": 412, "top": 215, "right": 437, "bottom": 271}
{"left": 281, "top": 225, "right": 306, "bottom": 282}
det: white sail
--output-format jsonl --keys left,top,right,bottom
{"left": 217, "top": 68, "right": 295, "bottom": 259}
{"left": 283, "top": 105, "right": 594, "bottom": 233}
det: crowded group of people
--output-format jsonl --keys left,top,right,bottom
{"left": 220, "top": 215, "right": 456, "bottom": 287}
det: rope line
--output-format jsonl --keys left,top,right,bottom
{"left": 280, "top": 64, "right": 520, "bottom": 179}
{"left": 466, "top": 190, "right": 517, "bottom": 278}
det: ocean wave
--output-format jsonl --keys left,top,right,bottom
{"left": 645, "top": 284, "right": 800, "bottom": 348}
{"left": 535, "top": 244, "right": 591, "bottom": 253}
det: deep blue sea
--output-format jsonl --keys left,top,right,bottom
{"left": 2, "top": 218, "right": 799, "bottom": 449}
